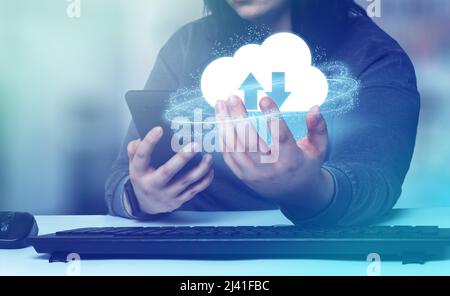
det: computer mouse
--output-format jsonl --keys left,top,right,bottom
{"left": 0, "top": 212, "right": 38, "bottom": 249}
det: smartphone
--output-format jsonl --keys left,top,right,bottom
{"left": 125, "top": 90, "right": 203, "bottom": 171}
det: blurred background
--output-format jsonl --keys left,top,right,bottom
{"left": 0, "top": 0, "right": 449, "bottom": 214}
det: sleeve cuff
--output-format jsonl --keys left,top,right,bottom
{"left": 111, "top": 177, "right": 135, "bottom": 219}
{"left": 111, "top": 177, "right": 172, "bottom": 221}
{"left": 280, "top": 165, "right": 353, "bottom": 227}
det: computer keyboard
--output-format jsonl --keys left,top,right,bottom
{"left": 28, "top": 225, "right": 450, "bottom": 263}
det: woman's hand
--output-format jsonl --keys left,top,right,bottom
{"left": 125, "top": 127, "right": 214, "bottom": 215}
{"left": 215, "top": 96, "right": 334, "bottom": 218}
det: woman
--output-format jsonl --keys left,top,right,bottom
{"left": 105, "top": 0, "right": 420, "bottom": 226}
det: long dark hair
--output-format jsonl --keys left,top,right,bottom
{"left": 204, "top": 0, "right": 367, "bottom": 48}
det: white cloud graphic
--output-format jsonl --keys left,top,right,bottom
{"left": 201, "top": 32, "right": 328, "bottom": 112}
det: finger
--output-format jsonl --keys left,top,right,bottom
{"left": 168, "top": 154, "right": 213, "bottom": 196}
{"left": 226, "top": 95, "right": 269, "bottom": 154}
{"left": 215, "top": 100, "right": 227, "bottom": 153}
{"left": 127, "top": 140, "right": 140, "bottom": 161}
{"left": 305, "top": 105, "right": 329, "bottom": 156}
{"left": 259, "top": 97, "right": 296, "bottom": 146}
{"left": 132, "top": 127, "right": 163, "bottom": 175}
{"left": 259, "top": 97, "right": 298, "bottom": 162}
{"left": 215, "top": 100, "right": 237, "bottom": 153}
{"left": 217, "top": 100, "right": 256, "bottom": 168}
{"left": 177, "top": 169, "right": 215, "bottom": 204}
{"left": 152, "top": 142, "right": 200, "bottom": 186}
{"left": 216, "top": 101, "right": 255, "bottom": 171}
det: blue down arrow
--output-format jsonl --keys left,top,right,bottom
{"left": 266, "top": 72, "right": 291, "bottom": 108}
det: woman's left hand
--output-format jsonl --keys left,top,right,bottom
{"left": 215, "top": 95, "right": 335, "bottom": 217}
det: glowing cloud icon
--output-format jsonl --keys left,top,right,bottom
{"left": 201, "top": 32, "right": 328, "bottom": 112}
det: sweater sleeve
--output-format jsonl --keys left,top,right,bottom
{"left": 281, "top": 51, "right": 420, "bottom": 227}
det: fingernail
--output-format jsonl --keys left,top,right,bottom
{"left": 228, "top": 95, "right": 241, "bottom": 107}
{"left": 313, "top": 107, "right": 324, "bottom": 124}
{"left": 260, "top": 97, "right": 273, "bottom": 109}
{"left": 311, "top": 105, "right": 320, "bottom": 114}
{"left": 153, "top": 126, "right": 163, "bottom": 136}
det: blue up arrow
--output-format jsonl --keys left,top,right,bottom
{"left": 239, "top": 73, "right": 264, "bottom": 111}
{"left": 266, "top": 72, "right": 291, "bottom": 108}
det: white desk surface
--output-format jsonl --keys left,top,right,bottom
{"left": 1, "top": 208, "right": 450, "bottom": 276}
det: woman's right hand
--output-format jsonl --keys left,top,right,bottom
{"left": 125, "top": 126, "right": 214, "bottom": 215}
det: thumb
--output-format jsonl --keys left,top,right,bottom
{"left": 304, "top": 106, "right": 328, "bottom": 157}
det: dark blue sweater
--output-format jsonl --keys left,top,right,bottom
{"left": 105, "top": 13, "right": 420, "bottom": 226}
